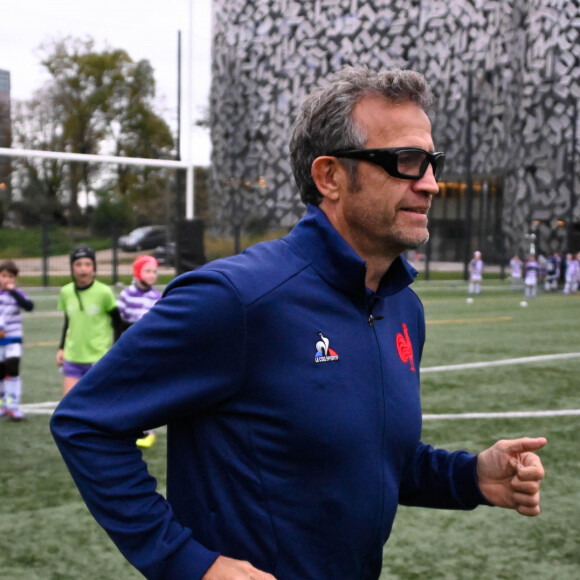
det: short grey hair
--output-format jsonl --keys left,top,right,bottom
{"left": 289, "top": 67, "right": 434, "bottom": 205}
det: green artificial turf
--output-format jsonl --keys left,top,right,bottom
{"left": 1, "top": 281, "right": 578, "bottom": 579}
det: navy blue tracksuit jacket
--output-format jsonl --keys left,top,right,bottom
{"left": 51, "top": 204, "right": 488, "bottom": 579}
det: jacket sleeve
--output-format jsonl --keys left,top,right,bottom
{"left": 108, "top": 306, "right": 124, "bottom": 342}
{"left": 398, "top": 442, "right": 492, "bottom": 510}
{"left": 10, "top": 288, "right": 34, "bottom": 311}
{"left": 50, "top": 270, "right": 247, "bottom": 579}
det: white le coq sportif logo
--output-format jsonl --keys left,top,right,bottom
{"left": 314, "top": 332, "right": 339, "bottom": 363}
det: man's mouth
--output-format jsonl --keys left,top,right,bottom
{"left": 401, "top": 207, "right": 429, "bottom": 214}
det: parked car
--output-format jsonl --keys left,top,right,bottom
{"left": 118, "top": 226, "right": 168, "bottom": 252}
{"left": 153, "top": 241, "right": 176, "bottom": 266}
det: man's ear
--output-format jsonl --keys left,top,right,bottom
{"left": 311, "top": 156, "right": 345, "bottom": 202}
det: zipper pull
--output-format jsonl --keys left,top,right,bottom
{"left": 368, "top": 314, "right": 384, "bottom": 327}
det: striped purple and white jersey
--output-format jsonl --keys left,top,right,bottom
{"left": 469, "top": 258, "right": 483, "bottom": 280}
{"left": 524, "top": 260, "right": 539, "bottom": 285}
{"left": 0, "top": 288, "right": 34, "bottom": 341}
{"left": 117, "top": 284, "right": 162, "bottom": 325}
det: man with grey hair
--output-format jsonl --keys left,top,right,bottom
{"left": 51, "top": 67, "right": 546, "bottom": 580}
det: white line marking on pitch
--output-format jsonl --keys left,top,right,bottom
{"left": 22, "top": 352, "right": 580, "bottom": 419}
{"left": 421, "top": 352, "right": 580, "bottom": 373}
{"left": 423, "top": 409, "right": 580, "bottom": 420}
{"left": 21, "top": 404, "right": 580, "bottom": 422}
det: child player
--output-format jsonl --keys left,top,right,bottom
{"left": 509, "top": 254, "right": 523, "bottom": 288}
{"left": 0, "top": 260, "right": 34, "bottom": 421}
{"left": 563, "top": 252, "right": 579, "bottom": 295}
{"left": 117, "top": 255, "right": 162, "bottom": 448}
{"left": 524, "top": 254, "right": 539, "bottom": 299}
{"left": 468, "top": 250, "right": 484, "bottom": 295}
{"left": 56, "top": 245, "right": 121, "bottom": 395}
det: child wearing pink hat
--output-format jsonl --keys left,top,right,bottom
{"left": 118, "top": 256, "right": 162, "bottom": 327}
{"left": 117, "top": 255, "right": 162, "bottom": 448}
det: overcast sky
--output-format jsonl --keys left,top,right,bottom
{"left": 1, "top": 0, "right": 212, "bottom": 165}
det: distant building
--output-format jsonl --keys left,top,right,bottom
{"left": 210, "top": 0, "right": 580, "bottom": 260}
{"left": 0, "top": 68, "right": 11, "bottom": 223}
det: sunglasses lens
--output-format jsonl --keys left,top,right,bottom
{"left": 397, "top": 150, "right": 444, "bottom": 180}
{"left": 331, "top": 148, "right": 444, "bottom": 181}
{"left": 396, "top": 150, "right": 427, "bottom": 177}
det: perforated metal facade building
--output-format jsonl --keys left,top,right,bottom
{"left": 210, "top": 0, "right": 580, "bottom": 259}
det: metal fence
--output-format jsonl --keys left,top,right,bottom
{"left": 6, "top": 234, "right": 175, "bottom": 287}
{"left": 5, "top": 216, "right": 208, "bottom": 286}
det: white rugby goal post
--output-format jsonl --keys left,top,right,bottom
{"left": 0, "top": 147, "right": 196, "bottom": 219}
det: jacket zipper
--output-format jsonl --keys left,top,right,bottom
{"left": 362, "top": 299, "right": 386, "bottom": 578}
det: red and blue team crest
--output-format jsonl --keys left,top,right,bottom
{"left": 396, "top": 323, "right": 415, "bottom": 372}
{"left": 314, "top": 332, "right": 339, "bottom": 363}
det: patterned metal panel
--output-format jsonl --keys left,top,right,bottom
{"left": 210, "top": 0, "right": 580, "bottom": 256}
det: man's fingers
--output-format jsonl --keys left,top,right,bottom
{"left": 504, "top": 437, "right": 547, "bottom": 454}
{"left": 513, "top": 488, "right": 541, "bottom": 505}
{"left": 511, "top": 474, "right": 542, "bottom": 517}
{"left": 515, "top": 502, "right": 541, "bottom": 517}
{"left": 511, "top": 477, "right": 541, "bottom": 495}
{"left": 504, "top": 438, "right": 547, "bottom": 482}
{"left": 509, "top": 449, "right": 546, "bottom": 481}
{"left": 516, "top": 460, "right": 546, "bottom": 481}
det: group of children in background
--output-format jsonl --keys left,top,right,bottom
{"left": 509, "top": 251, "right": 580, "bottom": 298}
{"left": 0, "top": 247, "right": 161, "bottom": 447}
{"left": 468, "top": 249, "right": 579, "bottom": 300}
{"left": 5, "top": 244, "right": 580, "bottom": 426}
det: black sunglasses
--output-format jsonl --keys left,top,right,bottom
{"left": 328, "top": 147, "right": 446, "bottom": 181}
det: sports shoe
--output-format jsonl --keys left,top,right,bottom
{"left": 136, "top": 432, "right": 156, "bottom": 449}
{"left": 0, "top": 406, "right": 10, "bottom": 419}
{"left": 7, "top": 408, "right": 25, "bottom": 421}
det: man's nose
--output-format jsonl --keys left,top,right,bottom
{"left": 413, "top": 163, "right": 440, "bottom": 195}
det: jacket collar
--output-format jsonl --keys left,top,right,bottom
{"left": 286, "top": 204, "right": 417, "bottom": 299}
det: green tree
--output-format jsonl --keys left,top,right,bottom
{"left": 12, "top": 36, "right": 175, "bottom": 227}
{"left": 0, "top": 85, "right": 12, "bottom": 226}
{"left": 11, "top": 97, "right": 67, "bottom": 225}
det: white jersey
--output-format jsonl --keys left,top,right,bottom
{"left": 510, "top": 258, "right": 522, "bottom": 279}
{"left": 565, "top": 259, "right": 579, "bottom": 282}
{"left": 469, "top": 258, "right": 483, "bottom": 280}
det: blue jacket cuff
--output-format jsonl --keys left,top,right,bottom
{"left": 161, "top": 539, "right": 220, "bottom": 580}
{"left": 454, "top": 452, "right": 494, "bottom": 509}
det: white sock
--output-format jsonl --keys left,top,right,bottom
{"left": 5, "top": 376, "right": 21, "bottom": 409}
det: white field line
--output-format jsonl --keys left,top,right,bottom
{"left": 421, "top": 352, "right": 580, "bottom": 419}
{"left": 22, "top": 352, "right": 580, "bottom": 418}
{"left": 421, "top": 352, "right": 580, "bottom": 373}
{"left": 423, "top": 409, "right": 580, "bottom": 420}
{"left": 23, "top": 403, "right": 580, "bottom": 420}
{"left": 21, "top": 402, "right": 60, "bottom": 415}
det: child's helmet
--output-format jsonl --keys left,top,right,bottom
{"left": 132, "top": 255, "right": 158, "bottom": 281}
{"left": 70, "top": 245, "right": 96, "bottom": 272}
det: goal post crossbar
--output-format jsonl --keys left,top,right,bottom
{"left": 0, "top": 147, "right": 190, "bottom": 168}
{"left": 0, "top": 147, "right": 196, "bottom": 218}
